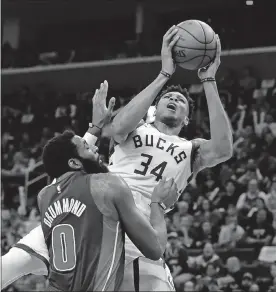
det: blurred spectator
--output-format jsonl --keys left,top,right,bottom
{"left": 183, "top": 280, "right": 195, "bottom": 291}
{"left": 267, "top": 176, "right": 276, "bottom": 218}
{"left": 240, "top": 272, "right": 254, "bottom": 292}
{"left": 165, "top": 232, "right": 190, "bottom": 291}
{"left": 193, "top": 221, "right": 218, "bottom": 248}
{"left": 218, "top": 211, "right": 245, "bottom": 249}
{"left": 192, "top": 243, "right": 223, "bottom": 276}
{"left": 245, "top": 208, "right": 274, "bottom": 249}
{"left": 20, "top": 105, "right": 35, "bottom": 126}
{"left": 216, "top": 180, "right": 240, "bottom": 211}
{"left": 237, "top": 178, "right": 267, "bottom": 226}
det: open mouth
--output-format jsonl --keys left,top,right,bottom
{"left": 167, "top": 103, "right": 177, "bottom": 111}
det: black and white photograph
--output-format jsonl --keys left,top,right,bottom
{"left": 1, "top": 0, "right": 276, "bottom": 291}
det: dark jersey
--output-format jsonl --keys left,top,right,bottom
{"left": 39, "top": 171, "right": 125, "bottom": 291}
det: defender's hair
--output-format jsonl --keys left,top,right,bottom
{"left": 42, "top": 130, "right": 78, "bottom": 178}
{"left": 155, "top": 84, "right": 195, "bottom": 120}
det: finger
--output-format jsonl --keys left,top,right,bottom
{"left": 215, "top": 34, "right": 221, "bottom": 62}
{"left": 164, "top": 25, "right": 176, "bottom": 38}
{"left": 93, "top": 89, "right": 99, "bottom": 103}
{"left": 168, "top": 178, "right": 175, "bottom": 187}
{"left": 101, "top": 80, "right": 108, "bottom": 101}
{"left": 165, "top": 28, "right": 178, "bottom": 44}
{"left": 107, "top": 97, "right": 116, "bottom": 113}
{"left": 168, "top": 35, "right": 180, "bottom": 49}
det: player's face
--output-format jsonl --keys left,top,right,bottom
{"left": 155, "top": 91, "right": 189, "bottom": 128}
{"left": 71, "top": 136, "right": 108, "bottom": 174}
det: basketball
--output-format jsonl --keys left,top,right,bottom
{"left": 172, "top": 20, "right": 217, "bottom": 70}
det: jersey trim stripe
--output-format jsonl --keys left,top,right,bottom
{"left": 102, "top": 222, "right": 120, "bottom": 291}
{"left": 14, "top": 243, "right": 50, "bottom": 273}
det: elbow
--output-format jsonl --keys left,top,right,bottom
{"left": 217, "top": 137, "right": 233, "bottom": 162}
{"left": 110, "top": 123, "right": 126, "bottom": 144}
{"left": 144, "top": 247, "right": 163, "bottom": 261}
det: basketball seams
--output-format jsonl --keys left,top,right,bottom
{"left": 176, "top": 25, "right": 206, "bottom": 44}
{"left": 175, "top": 54, "right": 211, "bottom": 64}
{"left": 174, "top": 20, "right": 216, "bottom": 70}
{"left": 197, "top": 21, "right": 215, "bottom": 44}
{"left": 196, "top": 21, "right": 207, "bottom": 69}
{"left": 175, "top": 44, "right": 216, "bottom": 51}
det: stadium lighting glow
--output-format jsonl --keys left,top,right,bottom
{"left": 246, "top": 0, "right": 254, "bottom": 5}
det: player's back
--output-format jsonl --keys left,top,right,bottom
{"left": 39, "top": 171, "right": 124, "bottom": 291}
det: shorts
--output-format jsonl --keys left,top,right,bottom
{"left": 121, "top": 256, "right": 175, "bottom": 291}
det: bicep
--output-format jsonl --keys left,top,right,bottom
{"left": 111, "top": 120, "right": 145, "bottom": 144}
{"left": 192, "top": 139, "right": 227, "bottom": 175}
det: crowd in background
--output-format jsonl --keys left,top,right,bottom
{"left": 2, "top": 65, "right": 276, "bottom": 291}
{"left": 2, "top": 1, "right": 275, "bottom": 69}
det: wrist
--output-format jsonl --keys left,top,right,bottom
{"left": 200, "top": 77, "right": 216, "bottom": 83}
{"left": 88, "top": 123, "right": 102, "bottom": 137}
{"left": 157, "top": 71, "right": 171, "bottom": 83}
{"left": 150, "top": 201, "right": 167, "bottom": 211}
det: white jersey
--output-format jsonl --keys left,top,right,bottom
{"left": 8, "top": 124, "right": 195, "bottom": 275}
{"left": 109, "top": 123, "right": 194, "bottom": 217}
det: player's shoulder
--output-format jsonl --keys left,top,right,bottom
{"left": 89, "top": 173, "right": 130, "bottom": 196}
{"left": 37, "top": 184, "right": 53, "bottom": 209}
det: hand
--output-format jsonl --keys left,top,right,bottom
{"left": 152, "top": 178, "right": 179, "bottom": 210}
{"left": 198, "top": 34, "right": 221, "bottom": 79}
{"left": 92, "top": 80, "right": 116, "bottom": 128}
{"left": 161, "top": 25, "right": 180, "bottom": 75}
{"left": 18, "top": 205, "right": 27, "bottom": 216}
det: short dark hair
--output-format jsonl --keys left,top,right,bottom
{"left": 42, "top": 130, "right": 78, "bottom": 178}
{"left": 154, "top": 84, "right": 195, "bottom": 120}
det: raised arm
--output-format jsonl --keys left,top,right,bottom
{"left": 112, "top": 177, "right": 178, "bottom": 260}
{"left": 192, "top": 36, "right": 233, "bottom": 175}
{"left": 83, "top": 81, "right": 115, "bottom": 147}
{"left": 111, "top": 26, "right": 180, "bottom": 144}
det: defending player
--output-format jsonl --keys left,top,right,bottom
{"left": 2, "top": 131, "right": 179, "bottom": 291}
{"left": 2, "top": 26, "right": 233, "bottom": 291}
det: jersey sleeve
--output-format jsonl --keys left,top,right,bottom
{"left": 89, "top": 173, "right": 119, "bottom": 222}
{"left": 14, "top": 225, "right": 49, "bottom": 269}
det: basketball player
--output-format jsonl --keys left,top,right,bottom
{"left": 2, "top": 130, "right": 179, "bottom": 291}
{"left": 2, "top": 26, "right": 233, "bottom": 291}
{"left": 106, "top": 26, "right": 233, "bottom": 291}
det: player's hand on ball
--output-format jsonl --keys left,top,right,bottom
{"left": 161, "top": 25, "right": 180, "bottom": 75}
{"left": 198, "top": 34, "right": 221, "bottom": 79}
{"left": 152, "top": 178, "right": 179, "bottom": 210}
{"left": 92, "top": 80, "right": 116, "bottom": 128}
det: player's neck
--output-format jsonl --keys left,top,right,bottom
{"left": 153, "top": 120, "right": 181, "bottom": 136}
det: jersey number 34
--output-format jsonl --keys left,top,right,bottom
{"left": 134, "top": 153, "right": 167, "bottom": 181}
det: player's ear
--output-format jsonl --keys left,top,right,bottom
{"left": 183, "top": 116, "right": 189, "bottom": 127}
{"left": 68, "top": 158, "right": 82, "bottom": 170}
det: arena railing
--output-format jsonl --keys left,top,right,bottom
{"left": 25, "top": 160, "right": 50, "bottom": 198}
{"left": 2, "top": 46, "right": 276, "bottom": 94}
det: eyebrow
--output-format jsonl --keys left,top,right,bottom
{"left": 163, "top": 93, "right": 186, "bottom": 102}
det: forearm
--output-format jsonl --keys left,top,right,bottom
{"left": 1, "top": 247, "right": 47, "bottom": 289}
{"left": 237, "top": 110, "right": 246, "bottom": 131}
{"left": 203, "top": 81, "right": 233, "bottom": 155}
{"left": 111, "top": 73, "right": 169, "bottom": 140}
{"left": 150, "top": 203, "right": 167, "bottom": 255}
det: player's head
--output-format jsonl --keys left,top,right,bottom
{"left": 154, "top": 85, "right": 194, "bottom": 130}
{"left": 42, "top": 130, "right": 108, "bottom": 178}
